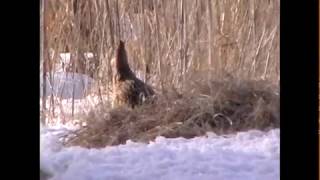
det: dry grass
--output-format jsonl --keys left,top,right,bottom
{"left": 64, "top": 75, "right": 279, "bottom": 148}
{"left": 40, "top": 0, "right": 279, "bottom": 95}
{"left": 40, "top": 0, "right": 280, "bottom": 147}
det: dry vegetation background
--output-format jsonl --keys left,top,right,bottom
{"left": 40, "top": 0, "right": 280, "bottom": 147}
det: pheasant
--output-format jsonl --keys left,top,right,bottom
{"left": 111, "top": 40, "right": 155, "bottom": 108}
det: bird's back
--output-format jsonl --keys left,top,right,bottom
{"left": 112, "top": 41, "right": 155, "bottom": 108}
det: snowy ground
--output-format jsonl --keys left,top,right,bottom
{"left": 40, "top": 72, "right": 95, "bottom": 99}
{"left": 40, "top": 67, "right": 108, "bottom": 126}
{"left": 40, "top": 53, "right": 279, "bottom": 180}
{"left": 40, "top": 126, "right": 279, "bottom": 180}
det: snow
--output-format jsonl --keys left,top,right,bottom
{"left": 40, "top": 127, "right": 279, "bottom": 180}
{"left": 39, "top": 71, "right": 100, "bottom": 126}
{"left": 40, "top": 72, "right": 95, "bottom": 99}
{"left": 59, "top": 53, "right": 94, "bottom": 65}
{"left": 40, "top": 52, "right": 96, "bottom": 99}
{"left": 40, "top": 53, "right": 279, "bottom": 180}
{"left": 40, "top": 93, "right": 105, "bottom": 126}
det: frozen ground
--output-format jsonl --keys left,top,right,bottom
{"left": 40, "top": 53, "right": 279, "bottom": 180}
{"left": 40, "top": 62, "right": 107, "bottom": 126}
{"left": 40, "top": 126, "right": 279, "bottom": 180}
{"left": 40, "top": 72, "right": 95, "bottom": 99}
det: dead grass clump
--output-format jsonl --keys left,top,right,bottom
{"left": 64, "top": 77, "right": 279, "bottom": 148}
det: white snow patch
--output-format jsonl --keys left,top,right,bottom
{"left": 40, "top": 128, "right": 279, "bottom": 180}
{"left": 40, "top": 93, "right": 105, "bottom": 127}
{"left": 40, "top": 72, "right": 95, "bottom": 99}
{"left": 39, "top": 71, "right": 109, "bottom": 126}
{"left": 59, "top": 53, "right": 94, "bottom": 64}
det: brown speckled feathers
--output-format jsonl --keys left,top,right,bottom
{"left": 112, "top": 41, "right": 155, "bottom": 108}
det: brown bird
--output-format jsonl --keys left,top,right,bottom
{"left": 111, "top": 40, "right": 155, "bottom": 108}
